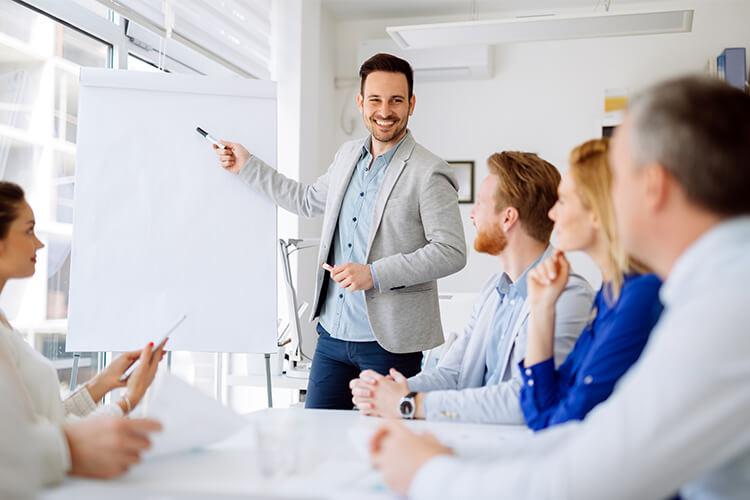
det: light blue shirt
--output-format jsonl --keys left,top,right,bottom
{"left": 318, "top": 135, "right": 406, "bottom": 342}
{"left": 484, "top": 247, "right": 550, "bottom": 385}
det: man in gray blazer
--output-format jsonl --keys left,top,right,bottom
{"left": 214, "top": 53, "right": 466, "bottom": 409}
{"left": 351, "top": 152, "right": 594, "bottom": 424}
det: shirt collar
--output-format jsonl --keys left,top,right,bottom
{"left": 496, "top": 245, "right": 554, "bottom": 300}
{"left": 361, "top": 130, "right": 410, "bottom": 164}
{"left": 661, "top": 216, "right": 750, "bottom": 307}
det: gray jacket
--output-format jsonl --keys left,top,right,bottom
{"left": 408, "top": 270, "right": 594, "bottom": 424}
{"left": 238, "top": 132, "right": 466, "bottom": 353}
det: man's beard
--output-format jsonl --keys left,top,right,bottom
{"left": 474, "top": 222, "right": 508, "bottom": 256}
{"left": 367, "top": 115, "right": 408, "bottom": 143}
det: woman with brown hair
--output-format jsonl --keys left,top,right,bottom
{"left": 519, "top": 138, "right": 663, "bottom": 430}
{"left": 0, "top": 181, "right": 163, "bottom": 483}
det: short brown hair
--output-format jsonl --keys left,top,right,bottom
{"left": 0, "top": 181, "right": 25, "bottom": 240}
{"left": 359, "top": 53, "right": 414, "bottom": 99}
{"left": 486, "top": 151, "right": 561, "bottom": 243}
{"left": 629, "top": 76, "right": 750, "bottom": 216}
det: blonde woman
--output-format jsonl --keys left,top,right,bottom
{"left": 0, "top": 181, "right": 163, "bottom": 483}
{"left": 520, "top": 138, "right": 663, "bottom": 430}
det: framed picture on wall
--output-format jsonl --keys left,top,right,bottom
{"left": 602, "top": 125, "right": 617, "bottom": 138}
{"left": 447, "top": 160, "right": 475, "bottom": 204}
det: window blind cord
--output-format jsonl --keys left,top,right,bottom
{"left": 158, "top": 0, "right": 175, "bottom": 70}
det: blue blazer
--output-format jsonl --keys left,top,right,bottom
{"left": 519, "top": 273, "right": 663, "bottom": 431}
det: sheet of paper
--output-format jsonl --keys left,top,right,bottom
{"left": 137, "top": 373, "right": 250, "bottom": 458}
{"left": 70, "top": 69, "right": 277, "bottom": 354}
{"left": 347, "top": 417, "right": 532, "bottom": 461}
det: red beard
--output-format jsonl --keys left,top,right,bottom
{"left": 474, "top": 223, "right": 507, "bottom": 256}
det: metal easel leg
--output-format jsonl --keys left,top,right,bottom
{"left": 69, "top": 353, "right": 81, "bottom": 391}
{"left": 264, "top": 353, "right": 273, "bottom": 408}
{"left": 215, "top": 352, "right": 223, "bottom": 403}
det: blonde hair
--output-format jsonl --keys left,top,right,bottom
{"left": 569, "top": 138, "right": 648, "bottom": 302}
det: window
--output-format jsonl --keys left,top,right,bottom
{"left": 0, "top": 0, "right": 111, "bottom": 391}
{"left": 0, "top": 0, "right": 286, "bottom": 412}
{"left": 127, "top": 52, "right": 160, "bottom": 72}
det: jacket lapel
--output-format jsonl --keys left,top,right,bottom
{"left": 365, "top": 133, "right": 416, "bottom": 255}
{"left": 497, "top": 299, "right": 531, "bottom": 379}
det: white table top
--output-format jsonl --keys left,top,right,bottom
{"left": 42, "top": 408, "right": 532, "bottom": 500}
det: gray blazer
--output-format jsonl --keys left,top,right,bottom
{"left": 407, "top": 270, "right": 595, "bottom": 424}
{"left": 238, "top": 132, "right": 466, "bottom": 353}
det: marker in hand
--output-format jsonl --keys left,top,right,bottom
{"left": 196, "top": 126, "right": 225, "bottom": 150}
{"left": 119, "top": 314, "right": 187, "bottom": 382}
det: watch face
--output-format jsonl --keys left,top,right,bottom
{"left": 400, "top": 399, "right": 413, "bottom": 416}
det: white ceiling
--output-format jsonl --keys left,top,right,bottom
{"left": 322, "top": 0, "right": 685, "bottom": 21}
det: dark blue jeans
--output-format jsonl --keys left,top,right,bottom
{"left": 304, "top": 323, "right": 423, "bottom": 409}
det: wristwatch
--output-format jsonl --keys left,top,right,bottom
{"left": 398, "top": 392, "right": 418, "bottom": 419}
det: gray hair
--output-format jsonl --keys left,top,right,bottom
{"left": 628, "top": 75, "right": 750, "bottom": 216}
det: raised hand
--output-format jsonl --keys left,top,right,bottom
{"left": 527, "top": 250, "right": 571, "bottom": 308}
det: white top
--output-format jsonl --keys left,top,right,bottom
{"left": 0, "top": 349, "right": 43, "bottom": 500}
{"left": 410, "top": 217, "right": 750, "bottom": 500}
{"left": 0, "top": 318, "right": 122, "bottom": 486}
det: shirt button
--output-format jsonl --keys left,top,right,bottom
{"left": 527, "top": 379, "right": 534, "bottom": 387}
{"left": 347, "top": 243, "right": 352, "bottom": 248}
{"left": 583, "top": 375, "right": 593, "bottom": 385}
{"left": 338, "top": 294, "right": 343, "bottom": 299}
{"left": 360, "top": 192, "right": 364, "bottom": 197}
{"left": 525, "top": 368, "right": 532, "bottom": 376}
{"left": 352, "top": 217, "right": 357, "bottom": 222}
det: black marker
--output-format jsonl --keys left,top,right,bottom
{"left": 196, "top": 126, "right": 225, "bottom": 150}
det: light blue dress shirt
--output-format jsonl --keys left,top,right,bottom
{"left": 318, "top": 135, "right": 406, "bottom": 342}
{"left": 483, "top": 247, "right": 551, "bottom": 385}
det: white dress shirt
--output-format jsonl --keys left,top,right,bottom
{"left": 410, "top": 217, "right": 750, "bottom": 500}
{"left": 0, "top": 318, "right": 122, "bottom": 486}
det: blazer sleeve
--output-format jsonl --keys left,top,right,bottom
{"left": 371, "top": 162, "right": 466, "bottom": 290}
{"left": 407, "top": 333, "right": 467, "bottom": 393}
{"left": 237, "top": 151, "right": 334, "bottom": 219}
{"left": 422, "top": 373, "right": 526, "bottom": 424}
{"left": 407, "top": 277, "right": 495, "bottom": 393}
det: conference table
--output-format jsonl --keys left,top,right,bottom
{"left": 42, "top": 408, "right": 533, "bottom": 500}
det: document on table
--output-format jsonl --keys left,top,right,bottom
{"left": 137, "top": 373, "right": 250, "bottom": 458}
{"left": 347, "top": 417, "right": 532, "bottom": 461}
